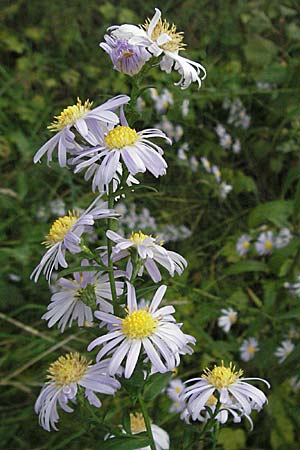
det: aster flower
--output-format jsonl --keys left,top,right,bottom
{"left": 212, "top": 165, "right": 221, "bottom": 183}
{"left": 236, "top": 234, "right": 251, "bottom": 256}
{"left": 33, "top": 95, "right": 130, "bottom": 167}
{"left": 42, "top": 260, "right": 124, "bottom": 332}
{"left": 71, "top": 109, "right": 170, "bottom": 191}
{"left": 109, "top": 8, "right": 206, "bottom": 89}
{"left": 275, "top": 227, "right": 292, "bottom": 249}
{"left": 255, "top": 231, "right": 274, "bottom": 255}
{"left": 100, "top": 34, "right": 151, "bottom": 76}
{"left": 240, "top": 337, "right": 259, "bottom": 362}
{"left": 217, "top": 308, "right": 237, "bottom": 333}
{"left": 232, "top": 139, "right": 241, "bottom": 154}
{"left": 31, "top": 195, "right": 118, "bottom": 283}
{"left": 182, "top": 361, "right": 270, "bottom": 421}
{"left": 88, "top": 283, "right": 193, "bottom": 378}
{"left": 219, "top": 181, "right": 232, "bottom": 199}
{"left": 106, "top": 229, "right": 187, "bottom": 282}
{"left": 34, "top": 353, "right": 121, "bottom": 431}
{"left": 274, "top": 339, "right": 295, "bottom": 364}
{"left": 284, "top": 277, "right": 300, "bottom": 298}
{"left": 201, "top": 157, "right": 211, "bottom": 173}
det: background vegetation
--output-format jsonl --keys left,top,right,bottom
{"left": 1, "top": 0, "right": 300, "bottom": 448}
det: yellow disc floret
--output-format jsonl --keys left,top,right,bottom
{"left": 47, "top": 353, "right": 89, "bottom": 386}
{"left": 105, "top": 126, "right": 138, "bottom": 149}
{"left": 43, "top": 211, "right": 79, "bottom": 247}
{"left": 265, "top": 240, "right": 273, "bottom": 250}
{"left": 130, "top": 413, "right": 146, "bottom": 433}
{"left": 47, "top": 98, "right": 92, "bottom": 132}
{"left": 130, "top": 231, "right": 150, "bottom": 245}
{"left": 242, "top": 241, "right": 250, "bottom": 249}
{"left": 122, "top": 309, "right": 158, "bottom": 339}
{"left": 205, "top": 394, "right": 218, "bottom": 407}
{"left": 202, "top": 361, "right": 243, "bottom": 389}
{"left": 143, "top": 18, "right": 185, "bottom": 52}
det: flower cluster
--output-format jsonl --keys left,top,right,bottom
{"left": 236, "top": 227, "right": 292, "bottom": 257}
{"left": 200, "top": 156, "right": 233, "bottom": 199}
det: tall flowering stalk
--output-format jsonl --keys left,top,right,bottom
{"left": 31, "top": 7, "right": 270, "bottom": 449}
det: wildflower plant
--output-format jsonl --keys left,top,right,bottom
{"left": 29, "top": 7, "right": 271, "bottom": 449}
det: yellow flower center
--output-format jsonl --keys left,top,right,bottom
{"left": 105, "top": 125, "right": 138, "bottom": 149}
{"left": 229, "top": 312, "right": 237, "bottom": 324}
{"left": 248, "top": 345, "right": 256, "bottom": 354}
{"left": 202, "top": 362, "right": 243, "bottom": 389}
{"left": 47, "top": 353, "right": 89, "bottom": 386}
{"left": 130, "top": 413, "right": 146, "bottom": 433}
{"left": 175, "top": 386, "right": 182, "bottom": 394}
{"left": 47, "top": 98, "right": 92, "bottom": 132}
{"left": 205, "top": 394, "right": 218, "bottom": 407}
{"left": 265, "top": 240, "right": 273, "bottom": 250}
{"left": 122, "top": 309, "right": 158, "bottom": 339}
{"left": 43, "top": 211, "right": 79, "bottom": 247}
{"left": 242, "top": 241, "right": 250, "bottom": 249}
{"left": 130, "top": 231, "right": 150, "bottom": 245}
{"left": 143, "top": 18, "right": 185, "bottom": 52}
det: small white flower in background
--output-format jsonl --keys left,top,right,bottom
{"left": 227, "top": 98, "right": 251, "bottom": 129}
{"left": 232, "top": 139, "right": 241, "bottom": 154}
{"left": 136, "top": 96, "right": 146, "bottom": 111}
{"left": 177, "top": 143, "right": 189, "bottom": 161}
{"left": 240, "top": 337, "right": 259, "bottom": 362}
{"left": 88, "top": 283, "right": 194, "bottom": 378}
{"left": 212, "top": 165, "right": 221, "bottom": 183}
{"left": 159, "top": 224, "right": 192, "bottom": 243}
{"left": 33, "top": 95, "right": 130, "bottom": 167}
{"left": 106, "top": 229, "right": 187, "bottom": 283}
{"left": 284, "top": 278, "right": 300, "bottom": 298}
{"left": 236, "top": 234, "right": 252, "bottom": 256}
{"left": 201, "top": 157, "right": 211, "bottom": 173}
{"left": 181, "top": 99, "right": 190, "bottom": 117}
{"left": 255, "top": 231, "right": 274, "bottom": 256}
{"left": 275, "top": 227, "right": 292, "bottom": 249}
{"left": 290, "top": 376, "right": 300, "bottom": 391}
{"left": 217, "top": 308, "right": 238, "bottom": 333}
{"left": 167, "top": 378, "right": 185, "bottom": 402}
{"left": 35, "top": 353, "right": 121, "bottom": 431}
{"left": 219, "top": 132, "right": 232, "bottom": 150}
{"left": 274, "top": 339, "right": 295, "bottom": 364}
{"left": 109, "top": 8, "right": 206, "bottom": 89}
{"left": 8, "top": 273, "right": 21, "bottom": 282}
{"left": 174, "top": 124, "right": 184, "bottom": 142}
{"left": 189, "top": 156, "right": 199, "bottom": 172}
{"left": 256, "top": 81, "right": 276, "bottom": 91}
{"left": 182, "top": 361, "right": 270, "bottom": 422}
{"left": 215, "top": 123, "right": 226, "bottom": 137}
{"left": 49, "top": 198, "right": 66, "bottom": 217}
{"left": 150, "top": 88, "right": 174, "bottom": 114}
{"left": 31, "top": 196, "right": 118, "bottom": 283}
{"left": 219, "top": 181, "right": 233, "bottom": 199}
{"left": 42, "top": 259, "right": 124, "bottom": 332}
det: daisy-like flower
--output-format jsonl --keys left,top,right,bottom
{"left": 42, "top": 260, "right": 124, "bottom": 332}
{"left": 88, "top": 283, "right": 193, "bottom": 378}
{"left": 212, "top": 165, "right": 221, "bottom": 183}
{"left": 33, "top": 95, "right": 130, "bottom": 167}
{"left": 275, "top": 227, "right": 292, "bottom": 249}
{"left": 201, "top": 157, "right": 211, "bottom": 173}
{"left": 100, "top": 34, "right": 151, "bottom": 76}
{"left": 240, "top": 337, "right": 259, "bottom": 362}
{"left": 106, "top": 229, "right": 187, "bottom": 283}
{"left": 236, "top": 234, "right": 251, "bottom": 256}
{"left": 167, "top": 378, "right": 187, "bottom": 416}
{"left": 255, "top": 231, "right": 274, "bottom": 255}
{"left": 232, "top": 139, "right": 241, "bottom": 154}
{"left": 274, "top": 339, "right": 295, "bottom": 364}
{"left": 219, "top": 181, "right": 232, "bottom": 199}
{"left": 71, "top": 109, "right": 170, "bottom": 191}
{"left": 108, "top": 8, "right": 206, "bottom": 89}
{"left": 182, "top": 361, "right": 270, "bottom": 421}
{"left": 217, "top": 308, "right": 238, "bottom": 333}
{"left": 30, "top": 195, "right": 118, "bottom": 283}
{"left": 284, "top": 277, "right": 300, "bottom": 298}
{"left": 34, "top": 353, "right": 121, "bottom": 431}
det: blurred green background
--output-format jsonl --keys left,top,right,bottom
{"left": 1, "top": 0, "right": 300, "bottom": 449}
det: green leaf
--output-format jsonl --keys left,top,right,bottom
{"left": 243, "top": 36, "right": 277, "bottom": 67}
{"left": 293, "top": 179, "right": 300, "bottom": 220}
{"left": 100, "top": 433, "right": 150, "bottom": 450}
{"left": 225, "top": 260, "right": 268, "bottom": 275}
{"left": 218, "top": 428, "right": 246, "bottom": 450}
{"left": 143, "top": 372, "right": 172, "bottom": 402}
{"left": 248, "top": 200, "right": 293, "bottom": 227}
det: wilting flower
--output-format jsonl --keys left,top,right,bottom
{"left": 31, "top": 196, "right": 118, "bottom": 283}
{"left": 35, "top": 353, "right": 121, "bottom": 431}
{"left": 217, "top": 308, "right": 237, "bottom": 333}
{"left": 106, "top": 230, "right": 187, "bottom": 282}
{"left": 88, "top": 283, "right": 193, "bottom": 378}
{"left": 183, "top": 361, "right": 270, "bottom": 421}
{"left": 33, "top": 96, "right": 129, "bottom": 167}
{"left": 42, "top": 260, "right": 124, "bottom": 332}
{"left": 240, "top": 337, "right": 259, "bottom": 362}
{"left": 100, "top": 34, "right": 151, "bottom": 76}
{"left": 236, "top": 234, "right": 251, "bottom": 256}
{"left": 108, "top": 8, "right": 206, "bottom": 89}
{"left": 274, "top": 339, "right": 295, "bottom": 364}
{"left": 72, "top": 109, "right": 170, "bottom": 191}
{"left": 255, "top": 231, "right": 274, "bottom": 255}
{"left": 275, "top": 227, "right": 292, "bottom": 249}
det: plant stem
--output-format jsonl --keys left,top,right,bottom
{"left": 106, "top": 182, "right": 118, "bottom": 314}
{"left": 138, "top": 393, "right": 156, "bottom": 450}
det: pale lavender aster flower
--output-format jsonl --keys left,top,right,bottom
{"left": 212, "top": 165, "right": 221, "bottom": 183}
{"left": 217, "top": 308, "right": 237, "bottom": 333}
{"left": 106, "top": 229, "right": 187, "bottom": 283}
{"left": 181, "top": 99, "right": 190, "bottom": 117}
{"left": 31, "top": 196, "right": 118, "bottom": 283}
{"left": 100, "top": 34, "right": 151, "bottom": 76}
{"left": 42, "top": 260, "right": 124, "bottom": 332}
{"left": 88, "top": 283, "right": 193, "bottom": 378}
{"left": 255, "top": 231, "right": 274, "bottom": 255}
{"left": 240, "top": 337, "right": 259, "bottom": 362}
{"left": 35, "top": 354, "right": 121, "bottom": 431}
{"left": 232, "top": 139, "right": 241, "bottom": 154}
{"left": 33, "top": 96, "right": 130, "bottom": 167}
{"left": 274, "top": 339, "right": 295, "bottom": 364}
{"left": 275, "top": 227, "right": 292, "bottom": 249}
{"left": 201, "top": 157, "right": 211, "bottom": 173}
{"left": 236, "top": 234, "right": 251, "bottom": 256}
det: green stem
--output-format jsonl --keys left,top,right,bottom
{"left": 212, "top": 421, "right": 220, "bottom": 450}
{"left": 107, "top": 182, "right": 118, "bottom": 314}
{"left": 138, "top": 393, "right": 156, "bottom": 450}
